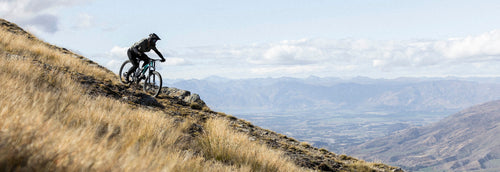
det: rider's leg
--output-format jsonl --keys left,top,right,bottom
{"left": 140, "top": 55, "right": 150, "bottom": 68}
{"left": 138, "top": 55, "right": 150, "bottom": 79}
{"left": 126, "top": 49, "right": 139, "bottom": 82}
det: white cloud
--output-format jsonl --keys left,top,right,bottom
{"left": 372, "top": 59, "right": 386, "bottom": 67}
{"left": 365, "top": 30, "right": 500, "bottom": 71}
{"left": 435, "top": 30, "right": 500, "bottom": 60}
{"left": 368, "top": 40, "right": 440, "bottom": 69}
{"left": 253, "top": 44, "right": 324, "bottom": 65}
{"left": 165, "top": 57, "right": 192, "bottom": 66}
{"left": 207, "top": 30, "right": 500, "bottom": 78}
{"left": 100, "top": 46, "right": 127, "bottom": 73}
{"left": 0, "top": 0, "right": 93, "bottom": 33}
{"left": 108, "top": 46, "right": 128, "bottom": 58}
{"left": 21, "top": 14, "right": 59, "bottom": 33}
{"left": 74, "top": 13, "right": 93, "bottom": 29}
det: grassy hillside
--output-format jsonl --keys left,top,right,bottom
{"left": 0, "top": 18, "right": 400, "bottom": 172}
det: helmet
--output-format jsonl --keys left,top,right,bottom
{"left": 149, "top": 33, "right": 161, "bottom": 40}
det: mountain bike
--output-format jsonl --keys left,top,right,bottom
{"left": 119, "top": 59, "right": 163, "bottom": 97}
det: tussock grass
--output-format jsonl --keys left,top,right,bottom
{"left": 0, "top": 27, "right": 115, "bottom": 82}
{"left": 0, "top": 55, "right": 207, "bottom": 171}
{"left": 0, "top": 22, "right": 309, "bottom": 171}
{"left": 346, "top": 160, "right": 395, "bottom": 172}
{"left": 199, "top": 118, "right": 307, "bottom": 172}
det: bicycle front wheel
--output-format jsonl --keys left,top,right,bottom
{"left": 143, "top": 71, "right": 162, "bottom": 97}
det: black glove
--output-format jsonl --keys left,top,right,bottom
{"left": 160, "top": 58, "right": 166, "bottom": 62}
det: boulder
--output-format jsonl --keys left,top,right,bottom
{"left": 163, "top": 87, "right": 206, "bottom": 107}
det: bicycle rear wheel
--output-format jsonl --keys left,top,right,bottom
{"left": 143, "top": 71, "right": 162, "bottom": 97}
{"left": 119, "top": 60, "right": 133, "bottom": 84}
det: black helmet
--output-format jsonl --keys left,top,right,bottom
{"left": 149, "top": 33, "right": 161, "bottom": 40}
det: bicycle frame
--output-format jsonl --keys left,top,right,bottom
{"left": 141, "top": 60, "right": 156, "bottom": 76}
{"left": 137, "top": 60, "right": 158, "bottom": 78}
{"left": 119, "top": 59, "right": 163, "bottom": 97}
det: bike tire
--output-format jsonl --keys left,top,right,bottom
{"left": 119, "top": 60, "right": 132, "bottom": 84}
{"left": 143, "top": 71, "right": 162, "bottom": 97}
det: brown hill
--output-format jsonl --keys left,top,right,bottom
{"left": 349, "top": 100, "right": 500, "bottom": 171}
{"left": 0, "top": 18, "right": 400, "bottom": 171}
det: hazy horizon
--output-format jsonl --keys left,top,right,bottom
{"left": 167, "top": 74, "right": 500, "bottom": 82}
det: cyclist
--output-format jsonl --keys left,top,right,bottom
{"left": 125, "top": 33, "right": 166, "bottom": 83}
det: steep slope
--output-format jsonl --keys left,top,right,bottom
{"left": 0, "top": 18, "right": 400, "bottom": 171}
{"left": 349, "top": 100, "right": 500, "bottom": 171}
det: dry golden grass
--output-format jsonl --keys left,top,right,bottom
{"left": 199, "top": 118, "right": 307, "bottom": 172}
{"left": 0, "top": 54, "right": 210, "bottom": 171}
{"left": 0, "top": 28, "right": 115, "bottom": 82}
{"left": 0, "top": 23, "right": 309, "bottom": 171}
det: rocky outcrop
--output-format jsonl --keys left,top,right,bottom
{"left": 163, "top": 87, "right": 206, "bottom": 107}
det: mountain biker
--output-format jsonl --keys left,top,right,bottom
{"left": 125, "top": 33, "right": 166, "bottom": 82}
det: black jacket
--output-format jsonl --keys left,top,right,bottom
{"left": 131, "top": 38, "right": 164, "bottom": 60}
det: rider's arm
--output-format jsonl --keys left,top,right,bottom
{"left": 152, "top": 47, "right": 165, "bottom": 61}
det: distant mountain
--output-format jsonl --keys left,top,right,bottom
{"left": 171, "top": 77, "right": 500, "bottom": 114}
{"left": 348, "top": 100, "right": 500, "bottom": 171}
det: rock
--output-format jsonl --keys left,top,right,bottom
{"left": 188, "top": 123, "right": 203, "bottom": 136}
{"left": 164, "top": 87, "right": 206, "bottom": 107}
{"left": 184, "top": 93, "right": 205, "bottom": 106}
{"left": 391, "top": 168, "right": 404, "bottom": 172}
{"left": 164, "top": 87, "right": 190, "bottom": 98}
{"left": 317, "top": 163, "right": 334, "bottom": 171}
{"left": 6, "top": 54, "right": 26, "bottom": 61}
{"left": 134, "top": 93, "right": 164, "bottom": 108}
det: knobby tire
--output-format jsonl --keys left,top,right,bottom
{"left": 143, "top": 71, "right": 162, "bottom": 97}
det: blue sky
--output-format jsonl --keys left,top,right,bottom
{"left": 2, "top": 0, "right": 500, "bottom": 79}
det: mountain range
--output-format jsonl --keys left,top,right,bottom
{"left": 348, "top": 100, "right": 500, "bottom": 171}
{"left": 170, "top": 76, "right": 500, "bottom": 114}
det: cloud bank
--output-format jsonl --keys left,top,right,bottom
{"left": 100, "top": 30, "right": 500, "bottom": 79}
{"left": 168, "top": 30, "right": 500, "bottom": 78}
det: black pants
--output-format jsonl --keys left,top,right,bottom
{"left": 127, "top": 48, "right": 150, "bottom": 78}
